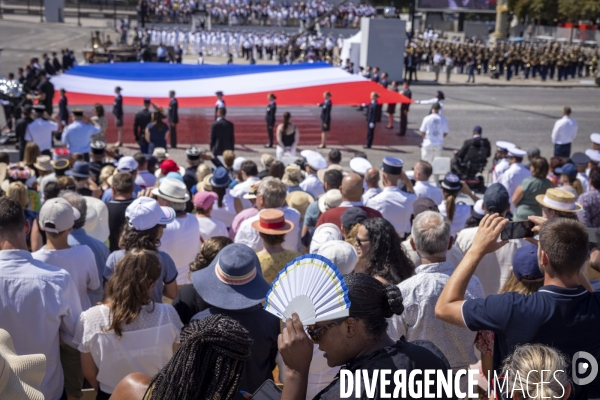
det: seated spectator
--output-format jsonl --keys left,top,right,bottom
{"left": 258, "top": 153, "right": 275, "bottom": 179}
{"left": 276, "top": 273, "right": 452, "bottom": 400}
{"left": 535, "top": 188, "right": 580, "bottom": 220}
{"left": 268, "top": 160, "right": 285, "bottom": 180}
{"left": 99, "top": 165, "right": 115, "bottom": 192}
{"left": 5, "top": 181, "right": 43, "bottom": 251}
{"left": 74, "top": 249, "right": 183, "bottom": 399}
{"left": 0, "top": 328, "right": 46, "bottom": 400}
{"left": 281, "top": 163, "right": 305, "bottom": 193}
{"left": 456, "top": 183, "right": 526, "bottom": 296}
{"left": 106, "top": 172, "right": 135, "bottom": 252}
{"left": 436, "top": 215, "right": 599, "bottom": 400}
{"left": 412, "top": 160, "right": 443, "bottom": 204}
{"left": 389, "top": 211, "right": 484, "bottom": 381}
{"left": 229, "top": 184, "right": 259, "bottom": 240}
{"left": 309, "top": 223, "right": 343, "bottom": 254}
{"left": 111, "top": 315, "right": 252, "bottom": 400}
{"left": 208, "top": 167, "right": 239, "bottom": 229}
{"left": 578, "top": 166, "right": 600, "bottom": 227}
{"left": 0, "top": 197, "right": 82, "bottom": 400}
{"left": 303, "top": 169, "right": 343, "bottom": 242}
{"left": 191, "top": 244, "right": 279, "bottom": 398}
{"left": 193, "top": 191, "right": 228, "bottom": 241}
{"left": 499, "top": 244, "right": 544, "bottom": 295}
{"left": 588, "top": 228, "right": 600, "bottom": 291}
{"left": 353, "top": 218, "right": 415, "bottom": 284}
{"left": 133, "top": 152, "right": 157, "bottom": 189}
{"left": 556, "top": 163, "right": 583, "bottom": 197}
{"left": 230, "top": 160, "right": 260, "bottom": 209}
{"left": 438, "top": 173, "right": 476, "bottom": 237}
{"left": 340, "top": 206, "right": 367, "bottom": 240}
{"left": 102, "top": 156, "right": 142, "bottom": 203}
{"left": 104, "top": 197, "right": 178, "bottom": 303}
{"left": 172, "top": 237, "right": 232, "bottom": 324}
{"left": 451, "top": 125, "right": 491, "bottom": 179}
{"left": 253, "top": 209, "right": 300, "bottom": 283}
{"left": 512, "top": 156, "right": 554, "bottom": 221}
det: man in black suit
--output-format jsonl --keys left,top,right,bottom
{"left": 265, "top": 93, "right": 276, "bottom": 148}
{"left": 15, "top": 105, "right": 34, "bottom": 161}
{"left": 52, "top": 52, "right": 62, "bottom": 73}
{"left": 210, "top": 108, "right": 234, "bottom": 156}
{"left": 451, "top": 125, "right": 491, "bottom": 178}
{"left": 58, "top": 88, "right": 69, "bottom": 127}
{"left": 28, "top": 71, "right": 54, "bottom": 116}
{"left": 133, "top": 98, "right": 152, "bottom": 153}
{"left": 112, "top": 86, "right": 124, "bottom": 146}
{"left": 62, "top": 49, "right": 71, "bottom": 70}
{"left": 318, "top": 91, "right": 332, "bottom": 149}
{"left": 42, "top": 53, "right": 56, "bottom": 76}
{"left": 168, "top": 90, "right": 179, "bottom": 148}
{"left": 399, "top": 80, "right": 412, "bottom": 136}
{"left": 365, "top": 92, "right": 379, "bottom": 149}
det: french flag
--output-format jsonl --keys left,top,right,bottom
{"left": 50, "top": 62, "right": 412, "bottom": 107}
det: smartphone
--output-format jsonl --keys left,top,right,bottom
{"left": 501, "top": 221, "right": 534, "bottom": 241}
{"left": 251, "top": 379, "right": 282, "bottom": 400}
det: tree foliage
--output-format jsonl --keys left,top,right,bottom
{"left": 508, "top": 0, "right": 600, "bottom": 22}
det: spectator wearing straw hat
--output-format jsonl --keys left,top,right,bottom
{"left": 535, "top": 187, "right": 582, "bottom": 220}
{"left": 61, "top": 109, "right": 101, "bottom": 161}
{"left": 0, "top": 329, "right": 46, "bottom": 400}
{"left": 252, "top": 209, "right": 300, "bottom": 284}
{"left": 193, "top": 191, "right": 228, "bottom": 242}
{"left": 191, "top": 243, "right": 279, "bottom": 397}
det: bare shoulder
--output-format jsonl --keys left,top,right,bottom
{"left": 111, "top": 372, "right": 152, "bottom": 400}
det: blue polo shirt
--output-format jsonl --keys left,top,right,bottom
{"left": 462, "top": 285, "right": 600, "bottom": 399}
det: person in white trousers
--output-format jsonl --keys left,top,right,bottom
{"left": 419, "top": 102, "right": 448, "bottom": 163}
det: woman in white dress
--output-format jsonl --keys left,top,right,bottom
{"left": 275, "top": 112, "right": 300, "bottom": 160}
{"left": 74, "top": 249, "right": 183, "bottom": 400}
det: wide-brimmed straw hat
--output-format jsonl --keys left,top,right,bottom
{"left": 286, "top": 191, "right": 314, "bottom": 219}
{"left": 0, "top": 328, "right": 46, "bottom": 400}
{"left": 251, "top": 209, "right": 294, "bottom": 235}
{"left": 535, "top": 188, "right": 582, "bottom": 213}
{"left": 33, "top": 156, "right": 52, "bottom": 172}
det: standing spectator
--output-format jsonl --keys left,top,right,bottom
{"left": 418, "top": 102, "right": 448, "bottom": 163}
{"left": 412, "top": 160, "right": 443, "bottom": 204}
{"left": 551, "top": 106, "right": 578, "bottom": 158}
{"left": 61, "top": 109, "right": 101, "bottom": 161}
{"left": 145, "top": 110, "right": 169, "bottom": 155}
{"left": 193, "top": 191, "right": 229, "bottom": 241}
{"left": 58, "top": 88, "right": 69, "bottom": 127}
{"left": 0, "top": 197, "right": 82, "bottom": 400}
{"left": 112, "top": 86, "right": 124, "bottom": 147}
{"left": 191, "top": 244, "right": 279, "bottom": 399}
{"left": 106, "top": 172, "right": 135, "bottom": 252}
{"left": 167, "top": 91, "right": 178, "bottom": 148}
{"left": 15, "top": 105, "right": 33, "bottom": 162}
{"left": 399, "top": 80, "right": 411, "bottom": 136}
{"left": 153, "top": 178, "right": 201, "bottom": 285}
{"left": 318, "top": 91, "right": 331, "bottom": 149}
{"left": 74, "top": 250, "right": 183, "bottom": 399}
{"left": 210, "top": 108, "right": 235, "bottom": 156}
{"left": 364, "top": 92, "right": 378, "bottom": 149}
{"left": 133, "top": 99, "right": 152, "bottom": 154}
{"left": 90, "top": 103, "right": 107, "bottom": 142}
{"left": 28, "top": 71, "right": 54, "bottom": 116}
{"left": 103, "top": 197, "right": 178, "bottom": 303}
{"left": 389, "top": 211, "right": 483, "bottom": 380}
{"left": 466, "top": 52, "right": 476, "bottom": 83}
{"left": 578, "top": 166, "right": 600, "bottom": 227}
{"left": 512, "top": 157, "right": 554, "bottom": 221}
{"left": 499, "top": 146, "right": 531, "bottom": 211}
{"left": 25, "top": 105, "right": 58, "bottom": 156}
{"left": 265, "top": 93, "right": 277, "bottom": 149}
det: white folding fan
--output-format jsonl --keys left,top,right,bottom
{"left": 264, "top": 254, "right": 351, "bottom": 325}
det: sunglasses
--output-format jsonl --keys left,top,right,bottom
{"left": 306, "top": 318, "right": 347, "bottom": 342}
{"left": 355, "top": 236, "right": 370, "bottom": 247}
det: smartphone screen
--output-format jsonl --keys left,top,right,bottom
{"left": 501, "top": 221, "right": 534, "bottom": 241}
{"left": 252, "top": 380, "right": 282, "bottom": 400}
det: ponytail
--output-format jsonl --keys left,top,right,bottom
{"left": 282, "top": 112, "right": 291, "bottom": 133}
{"left": 571, "top": 178, "right": 583, "bottom": 196}
{"left": 444, "top": 191, "right": 457, "bottom": 222}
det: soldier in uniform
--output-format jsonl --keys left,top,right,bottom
{"left": 183, "top": 146, "right": 202, "bottom": 191}
{"left": 89, "top": 141, "right": 111, "bottom": 182}
{"left": 364, "top": 92, "right": 379, "bottom": 149}
{"left": 265, "top": 93, "right": 276, "bottom": 148}
{"left": 168, "top": 90, "right": 179, "bottom": 149}
{"left": 215, "top": 91, "right": 226, "bottom": 120}
{"left": 112, "top": 86, "right": 124, "bottom": 146}
{"left": 399, "top": 80, "right": 411, "bottom": 137}
{"left": 318, "top": 91, "right": 332, "bottom": 149}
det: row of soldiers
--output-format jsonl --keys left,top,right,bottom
{"left": 409, "top": 39, "right": 599, "bottom": 80}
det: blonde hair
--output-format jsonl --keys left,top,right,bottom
{"left": 501, "top": 344, "right": 570, "bottom": 400}
{"left": 100, "top": 165, "right": 116, "bottom": 186}
{"left": 23, "top": 142, "right": 41, "bottom": 166}
{"left": 6, "top": 181, "right": 29, "bottom": 208}
{"left": 498, "top": 272, "right": 543, "bottom": 295}
{"left": 442, "top": 189, "right": 458, "bottom": 222}
{"left": 196, "top": 164, "right": 211, "bottom": 184}
{"left": 222, "top": 150, "right": 235, "bottom": 168}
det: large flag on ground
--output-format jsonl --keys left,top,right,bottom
{"left": 50, "top": 62, "right": 411, "bottom": 107}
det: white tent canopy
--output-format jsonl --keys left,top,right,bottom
{"left": 340, "top": 31, "right": 361, "bottom": 74}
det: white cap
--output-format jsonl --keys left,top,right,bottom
{"left": 508, "top": 147, "right": 527, "bottom": 157}
{"left": 301, "top": 150, "right": 328, "bottom": 170}
{"left": 591, "top": 133, "right": 600, "bottom": 145}
{"left": 318, "top": 189, "right": 342, "bottom": 213}
{"left": 39, "top": 198, "right": 81, "bottom": 233}
{"left": 233, "top": 157, "right": 247, "bottom": 171}
{"left": 349, "top": 157, "right": 372, "bottom": 175}
{"left": 586, "top": 149, "right": 600, "bottom": 163}
{"left": 495, "top": 141, "right": 515, "bottom": 151}
{"left": 473, "top": 199, "right": 485, "bottom": 217}
{"left": 317, "top": 240, "right": 358, "bottom": 275}
{"left": 117, "top": 156, "right": 139, "bottom": 172}
{"left": 125, "top": 197, "right": 176, "bottom": 231}
{"left": 309, "top": 223, "right": 342, "bottom": 254}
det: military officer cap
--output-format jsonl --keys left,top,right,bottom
{"left": 90, "top": 141, "right": 106, "bottom": 155}
{"left": 585, "top": 149, "right": 600, "bottom": 163}
{"left": 591, "top": 133, "right": 600, "bottom": 145}
{"left": 215, "top": 91, "right": 224, "bottom": 96}
{"left": 72, "top": 108, "right": 84, "bottom": 117}
{"left": 33, "top": 104, "right": 46, "bottom": 113}
{"left": 440, "top": 173, "right": 462, "bottom": 191}
{"left": 51, "top": 158, "right": 70, "bottom": 171}
{"left": 508, "top": 147, "right": 527, "bottom": 158}
{"left": 349, "top": 157, "right": 372, "bottom": 176}
{"left": 571, "top": 152, "right": 590, "bottom": 167}
{"left": 496, "top": 141, "right": 515, "bottom": 151}
{"left": 381, "top": 156, "right": 403, "bottom": 175}
{"left": 300, "top": 150, "right": 327, "bottom": 170}
{"left": 186, "top": 146, "right": 202, "bottom": 160}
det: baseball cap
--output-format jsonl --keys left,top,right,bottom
{"left": 39, "top": 198, "right": 81, "bottom": 233}
{"left": 117, "top": 156, "right": 138, "bottom": 172}
{"left": 340, "top": 207, "right": 368, "bottom": 231}
{"left": 317, "top": 240, "right": 358, "bottom": 275}
{"left": 483, "top": 183, "right": 510, "bottom": 214}
{"left": 413, "top": 197, "right": 439, "bottom": 217}
{"left": 555, "top": 163, "right": 577, "bottom": 178}
{"left": 233, "top": 157, "right": 247, "bottom": 171}
{"left": 512, "top": 244, "right": 543, "bottom": 283}
{"left": 160, "top": 159, "right": 180, "bottom": 175}
{"left": 193, "top": 191, "right": 218, "bottom": 210}
{"left": 125, "top": 197, "right": 175, "bottom": 231}
{"left": 473, "top": 126, "right": 482, "bottom": 133}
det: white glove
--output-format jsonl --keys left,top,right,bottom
{"left": 369, "top": 123, "right": 374, "bottom": 129}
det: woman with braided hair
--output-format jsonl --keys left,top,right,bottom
{"left": 276, "top": 273, "right": 453, "bottom": 400}
{"left": 111, "top": 315, "right": 252, "bottom": 400}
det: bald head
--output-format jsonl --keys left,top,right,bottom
{"left": 341, "top": 173, "right": 365, "bottom": 202}
{"left": 364, "top": 168, "right": 380, "bottom": 189}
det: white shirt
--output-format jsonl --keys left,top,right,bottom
{"left": 235, "top": 206, "right": 301, "bottom": 252}
{"left": 551, "top": 115, "right": 578, "bottom": 144}
{"left": 230, "top": 176, "right": 260, "bottom": 209}
{"left": 361, "top": 187, "right": 382, "bottom": 205}
{"left": 499, "top": 163, "right": 531, "bottom": 210}
{"left": 439, "top": 200, "right": 471, "bottom": 237}
{"left": 33, "top": 245, "right": 100, "bottom": 311}
{"left": 197, "top": 216, "right": 229, "bottom": 242}
{"left": 159, "top": 214, "right": 201, "bottom": 285}
{"left": 492, "top": 158, "right": 510, "bottom": 183}
{"left": 456, "top": 227, "right": 527, "bottom": 296}
{"left": 417, "top": 98, "right": 444, "bottom": 115}
{"left": 0, "top": 250, "right": 82, "bottom": 400}
{"left": 61, "top": 120, "right": 101, "bottom": 154}
{"left": 365, "top": 186, "right": 416, "bottom": 236}
{"left": 419, "top": 113, "right": 449, "bottom": 147}
{"left": 25, "top": 118, "right": 58, "bottom": 151}
{"left": 74, "top": 303, "right": 182, "bottom": 394}
{"left": 299, "top": 173, "right": 324, "bottom": 200}
{"left": 135, "top": 170, "right": 157, "bottom": 189}
{"left": 211, "top": 190, "right": 237, "bottom": 228}
{"left": 413, "top": 180, "right": 443, "bottom": 205}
